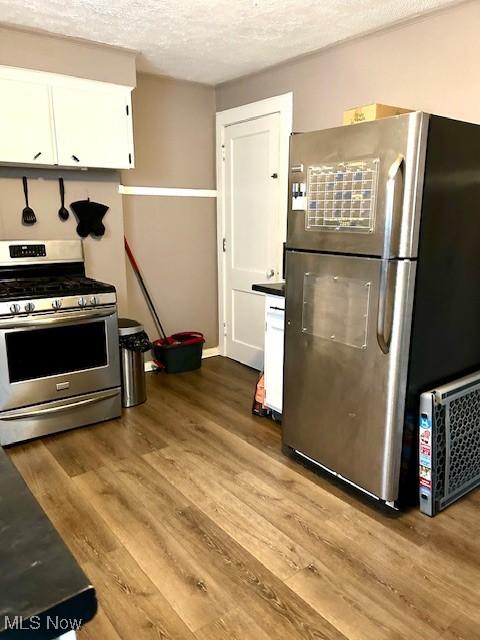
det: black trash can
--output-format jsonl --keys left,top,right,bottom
{"left": 118, "top": 318, "right": 151, "bottom": 407}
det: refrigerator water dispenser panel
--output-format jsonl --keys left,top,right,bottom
{"left": 302, "top": 273, "right": 371, "bottom": 349}
{"left": 306, "top": 158, "right": 379, "bottom": 233}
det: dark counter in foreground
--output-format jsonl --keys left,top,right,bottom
{"left": 0, "top": 447, "right": 96, "bottom": 638}
{"left": 252, "top": 282, "right": 285, "bottom": 297}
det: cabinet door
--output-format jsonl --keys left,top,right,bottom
{"left": 52, "top": 85, "right": 134, "bottom": 169}
{"left": 264, "top": 297, "right": 285, "bottom": 413}
{"left": 0, "top": 77, "right": 56, "bottom": 165}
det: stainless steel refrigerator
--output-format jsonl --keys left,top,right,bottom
{"left": 283, "top": 112, "right": 480, "bottom": 507}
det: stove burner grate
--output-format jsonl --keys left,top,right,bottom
{"left": 0, "top": 276, "right": 114, "bottom": 300}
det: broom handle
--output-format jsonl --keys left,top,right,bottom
{"left": 124, "top": 237, "right": 168, "bottom": 340}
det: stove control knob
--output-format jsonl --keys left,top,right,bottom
{"left": 78, "top": 297, "right": 87, "bottom": 307}
{"left": 10, "top": 303, "right": 20, "bottom": 314}
{"left": 24, "top": 302, "right": 35, "bottom": 313}
{"left": 89, "top": 296, "right": 98, "bottom": 306}
{"left": 52, "top": 299, "right": 62, "bottom": 310}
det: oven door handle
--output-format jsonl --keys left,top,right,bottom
{"left": 0, "top": 389, "right": 120, "bottom": 421}
{"left": 0, "top": 307, "right": 116, "bottom": 329}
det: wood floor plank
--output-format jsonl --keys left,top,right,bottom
{"left": 188, "top": 359, "right": 256, "bottom": 397}
{"left": 79, "top": 448, "right": 346, "bottom": 639}
{"left": 322, "top": 509, "right": 478, "bottom": 624}
{"left": 148, "top": 444, "right": 338, "bottom": 563}
{"left": 204, "top": 354, "right": 257, "bottom": 380}
{"left": 420, "top": 497, "right": 480, "bottom": 569}
{"left": 43, "top": 412, "right": 168, "bottom": 477}
{"left": 143, "top": 380, "right": 473, "bottom": 577}
{"left": 142, "top": 392, "right": 349, "bottom": 519}
{"left": 285, "top": 565, "right": 404, "bottom": 640}
{"left": 32, "top": 482, "right": 120, "bottom": 565}
{"left": 8, "top": 434, "right": 120, "bottom": 570}
{"left": 143, "top": 445, "right": 316, "bottom": 581}
{"left": 194, "top": 608, "right": 272, "bottom": 640}
{"left": 171, "top": 505, "right": 348, "bottom": 640}
{"left": 150, "top": 371, "right": 446, "bottom": 548}
{"left": 78, "top": 605, "right": 122, "bottom": 640}
{"left": 8, "top": 439, "right": 71, "bottom": 496}
{"left": 147, "top": 445, "right": 459, "bottom": 639}
{"left": 82, "top": 547, "right": 196, "bottom": 640}
{"left": 156, "top": 372, "right": 282, "bottom": 455}
{"left": 73, "top": 465, "right": 233, "bottom": 632}
{"left": 284, "top": 511, "right": 458, "bottom": 640}
{"left": 438, "top": 610, "right": 480, "bottom": 640}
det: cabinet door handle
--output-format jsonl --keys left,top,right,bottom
{"left": 72, "top": 154, "right": 80, "bottom": 163}
{"left": 33, "top": 152, "right": 42, "bottom": 160}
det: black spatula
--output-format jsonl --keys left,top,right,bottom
{"left": 21, "top": 176, "right": 37, "bottom": 226}
{"left": 58, "top": 177, "right": 69, "bottom": 221}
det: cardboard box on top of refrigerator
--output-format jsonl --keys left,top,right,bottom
{"left": 343, "top": 103, "right": 412, "bottom": 125}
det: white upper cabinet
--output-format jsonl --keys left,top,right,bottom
{"left": 0, "top": 66, "right": 134, "bottom": 170}
{"left": 0, "top": 77, "right": 56, "bottom": 165}
{"left": 52, "top": 85, "right": 134, "bottom": 169}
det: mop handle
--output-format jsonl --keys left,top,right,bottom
{"left": 124, "top": 237, "right": 168, "bottom": 340}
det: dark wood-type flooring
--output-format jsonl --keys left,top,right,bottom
{"left": 7, "top": 356, "right": 480, "bottom": 640}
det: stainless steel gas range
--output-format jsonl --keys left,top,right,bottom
{"left": 0, "top": 240, "right": 121, "bottom": 446}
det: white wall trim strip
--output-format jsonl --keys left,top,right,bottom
{"left": 119, "top": 185, "right": 217, "bottom": 198}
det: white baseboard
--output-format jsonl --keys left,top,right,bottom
{"left": 144, "top": 346, "right": 220, "bottom": 372}
{"left": 202, "top": 346, "right": 220, "bottom": 358}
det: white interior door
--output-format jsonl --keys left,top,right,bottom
{"left": 224, "top": 113, "right": 281, "bottom": 369}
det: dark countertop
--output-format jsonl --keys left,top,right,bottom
{"left": 0, "top": 447, "right": 97, "bottom": 638}
{"left": 252, "top": 282, "right": 285, "bottom": 297}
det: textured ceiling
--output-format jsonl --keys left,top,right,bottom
{"left": 0, "top": 0, "right": 463, "bottom": 85}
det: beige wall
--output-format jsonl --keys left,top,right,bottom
{"left": 0, "top": 169, "right": 128, "bottom": 312}
{"left": 123, "top": 73, "right": 215, "bottom": 188}
{"left": 121, "top": 73, "right": 218, "bottom": 347}
{"left": 0, "top": 25, "right": 136, "bottom": 86}
{"left": 216, "top": 1, "right": 480, "bottom": 129}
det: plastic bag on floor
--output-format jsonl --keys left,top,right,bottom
{"left": 252, "top": 371, "right": 271, "bottom": 418}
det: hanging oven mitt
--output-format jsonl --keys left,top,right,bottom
{"left": 70, "top": 199, "right": 109, "bottom": 238}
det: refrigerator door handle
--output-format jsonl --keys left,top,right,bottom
{"left": 377, "top": 154, "right": 404, "bottom": 354}
{"left": 377, "top": 260, "right": 392, "bottom": 354}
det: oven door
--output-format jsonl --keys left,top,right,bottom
{"left": 0, "top": 306, "right": 120, "bottom": 412}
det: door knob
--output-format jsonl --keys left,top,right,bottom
{"left": 266, "top": 269, "right": 275, "bottom": 278}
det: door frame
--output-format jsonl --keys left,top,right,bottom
{"left": 216, "top": 92, "right": 293, "bottom": 357}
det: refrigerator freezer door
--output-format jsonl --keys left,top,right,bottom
{"left": 283, "top": 251, "right": 416, "bottom": 501}
{"left": 287, "top": 112, "right": 428, "bottom": 258}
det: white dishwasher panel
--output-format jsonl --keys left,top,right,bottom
{"left": 264, "top": 294, "right": 285, "bottom": 414}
